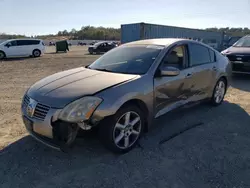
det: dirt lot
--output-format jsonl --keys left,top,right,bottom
{"left": 1, "top": 46, "right": 250, "bottom": 188}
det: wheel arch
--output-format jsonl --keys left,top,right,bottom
{"left": 33, "top": 48, "right": 41, "bottom": 52}
{"left": 118, "top": 99, "right": 150, "bottom": 132}
{"left": 218, "top": 75, "right": 228, "bottom": 90}
{"left": 0, "top": 50, "right": 6, "bottom": 58}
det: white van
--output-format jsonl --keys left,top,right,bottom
{"left": 0, "top": 39, "right": 45, "bottom": 60}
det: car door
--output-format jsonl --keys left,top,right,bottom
{"left": 102, "top": 43, "right": 109, "bottom": 52}
{"left": 154, "top": 44, "right": 194, "bottom": 118}
{"left": 186, "top": 43, "right": 217, "bottom": 101}
{"left": 97, "top": 43, "right": 105, "bottom": 52}
{"left": 4, "top": 40, "right": 19, "bottom": 57}
{"left": 16, "top": 40, "right": 30, "bottom": 56}
{"left": 106, "top": 43, "right": 114, "bottom": 51}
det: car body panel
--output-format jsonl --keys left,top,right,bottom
{"left": 92, "top": 75, "right": 154, "bottom": 125}
{"left": 27, "top": 67, "right": 138, "bottom": 108}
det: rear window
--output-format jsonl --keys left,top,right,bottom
{"left": 188, "top": 43, "right": 211, "bottom": 66}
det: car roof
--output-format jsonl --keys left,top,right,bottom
{"left": 6, "top": 38, "right": 42, "bottom": 42}
{"left": 123, "top": 38, "right": 188, "bottom": 46}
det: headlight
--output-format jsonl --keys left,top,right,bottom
{"left": 221, "top": 49, "right": 231, "bottom": 55}
{"left": 58, "top": 97, "right": 102, "bottom": 123}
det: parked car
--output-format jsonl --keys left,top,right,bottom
{"left": 89, "top": 41, "right": 96, "bottom": 45}
{"left": 21, "top": 38, "right": 231, "bottom": 153}
{"left": 78, "top": 42, "right": 86, "bottom": 46}
{"left": 49, "top": 41, "right": 55, "bottom": 46}
{"left": 88, "top": 41, "right": 117, "bottom": 54}
{"left": 0, "top": 39, "right": 45, "bottom": 59}
{"left": 223, "top": 36, "right": 242, "bottom": 49}
{"left": 221, "top": 35, "right": 250, "bottom": 74}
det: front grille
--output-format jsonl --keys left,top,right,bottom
{"left": 22, "top": 95, "right": 29, "bottom": 109}
{"left": 33, "top": 103, "right": 50, "bottom": 120}
{"left": 227, "top": 54, "right": 250, "bottom": 62}
{"left": 22, "top": 95, "right": 50, "bottom": 121}
{"left": 232, "top": 64, "right": 250, "bottom": 72}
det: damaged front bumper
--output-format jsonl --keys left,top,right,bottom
{"left": 21, "top": 103, "right": 80, "bottom": 151}
{"left": 21, "top": 95, "right": 105, "bottom": 151}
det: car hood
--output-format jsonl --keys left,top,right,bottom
{"left": 225, "top": 46, "right": 250, "bottom": 55}
{"left": 27, "top": 67, "right": 137, "bottom": 108}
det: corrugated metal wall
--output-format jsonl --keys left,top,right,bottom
{"left": 121, "top": 23, "right": 224, "bottom": 49}
{"left": 121, "top": 23, "right": 141, "bottom": 44}
{"left": 143, "top": 23, "right": 223, "bottom": 44}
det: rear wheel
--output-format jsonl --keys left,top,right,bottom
{"left": 211, "top": 78, "right": 227, "bottom": 106}
{"left": 33, "top": 49, "right": 41, "bottom": 57}
{"left": 0, "top": 51, "right": 5, "bottom": 60}
{"left": 99, "top": 105, "right": 145, "bottom": 153}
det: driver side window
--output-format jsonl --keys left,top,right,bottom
{"left": 161, "top": 45, "right": 185, "bottom": 69}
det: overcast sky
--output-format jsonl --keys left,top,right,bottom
{"left": 1, "top": 0, "right": 250, "bottom": 36}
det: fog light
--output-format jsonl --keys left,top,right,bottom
{"left": 78, "top": 122, "right": 92, "bottom": 130}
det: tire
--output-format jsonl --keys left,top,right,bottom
{"left": 89, "top": 49, "right": 93, "bottom": 54}
{"left": 0, "top": 51, "right": 6, "bottom": 60}
{"left": 210, "top": 78, "right": 227, "bottom": 106}
{"left": 99, "top": 105, "right": 145, "bottom": 153}
{"left": 32, "top": 49, "right": 41, "bottom": 57}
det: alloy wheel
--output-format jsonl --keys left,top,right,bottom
{"left": 113, "top": 111, "right": 141, "bottom": 149}
{"left": 214, "top": 80, "right": 225, "bottom": 103}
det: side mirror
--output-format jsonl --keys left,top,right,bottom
{"left": 5, "top": 44, "right": 10, "bottom": 48}
{"left": 160, "top": 66, "right": 180, "bottom": 76}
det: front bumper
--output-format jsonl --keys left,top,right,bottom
{"left": 88, "top": 47, "right": 97, "bottom": 53}
{"left": 232, "top": 62, "right": 250, "bottom": 74}
{"left": 21, "top": 103, "right": 62, "bottom": 150}
{"left": 21, "top": 95, "right": 105, "bottom": 150}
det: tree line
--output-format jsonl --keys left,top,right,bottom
{"left": 1, "top": 26, "right": 250, "bottom": 40}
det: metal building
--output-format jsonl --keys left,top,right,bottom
{"left": 121, "top": 22, "right": 224, "bottom": 50}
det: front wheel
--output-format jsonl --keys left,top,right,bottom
{"left": 99, "top": 105, "right": 145, "bottom": 153}
{"left": 210, "top": 78, "right": 227, "bottom": 106}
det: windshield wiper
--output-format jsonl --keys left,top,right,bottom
{"left": 93, "top": 68, "right": 113, "bottom": 72}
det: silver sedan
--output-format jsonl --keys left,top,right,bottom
{"left": 21, "top": 38, "right": 231, "bottom": 153}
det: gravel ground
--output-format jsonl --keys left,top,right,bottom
{"left": 1, "top": 46, "right": 250, "bottom": 188}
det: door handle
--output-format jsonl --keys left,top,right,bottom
{"left": 186, "top": 73, "right": 192, "bottom": 78}
{"left": 212, "top": 66, "right": 217, "bottom": 71}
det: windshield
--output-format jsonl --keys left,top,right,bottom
{"left": 233, "top": 37, "right": 250, "bottom": 47}
{"left": 88, "top": 45, "right": 163, "bottom": 75}
{"left": 0, "top": 40, "right": 7, "bottom": 45}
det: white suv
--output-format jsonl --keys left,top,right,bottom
{"left": 0, "top": 39, "right": 45, "bottom": 60}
